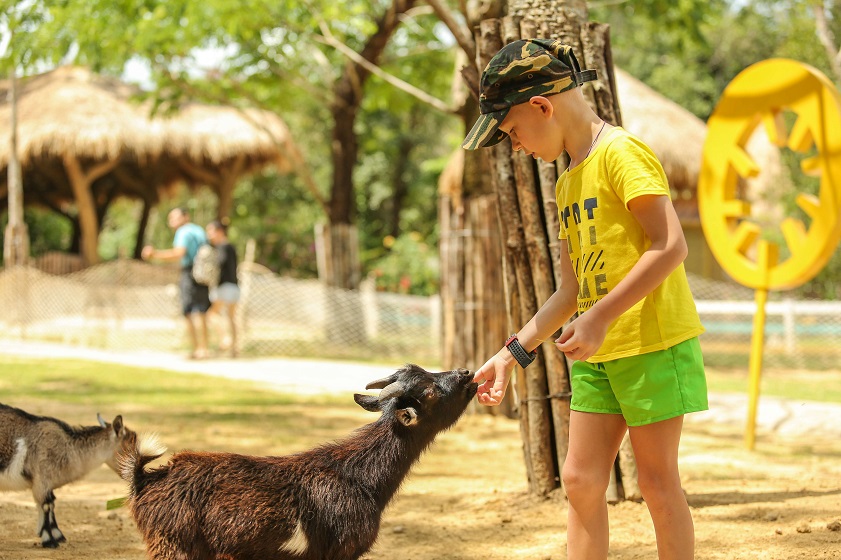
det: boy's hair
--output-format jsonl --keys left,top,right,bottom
{"left": 462, "top": 38, "right": 597, "bottom": 150}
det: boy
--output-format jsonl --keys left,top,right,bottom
{"left": 464, "top": 39, "right": 707, "bottom": 560}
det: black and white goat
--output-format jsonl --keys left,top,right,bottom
{"left": 121, "top": 364, "right": 477, "bottom": 560}
{"left": 0, "top": 403, "right": 135, "bottom": 547}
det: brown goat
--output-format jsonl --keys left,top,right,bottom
{"left": 0, "top": 404, "right": 135, "bottom": 547}
{"left": 120, "top": 364, "right": 477, "bottom": 560}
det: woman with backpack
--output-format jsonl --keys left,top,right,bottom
{"left": 206, "top": 220, "right": 240, "bottom": 358}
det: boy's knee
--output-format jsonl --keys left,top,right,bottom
{"left": 636, "top": 469, "right": 683, "bottom": 506}
{"left": 562, "top": 462, "right": 610, "bottom": 500}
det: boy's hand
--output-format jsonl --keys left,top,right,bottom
{"left": 473, "top": 348, "right": 517, "bottom": 406}
{"left": 555, "top": 311, "right": 608, "bottom": 362}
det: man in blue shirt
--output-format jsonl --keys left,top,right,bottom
{"left": 142, "top": 207, "right": 211, "bottom": 359}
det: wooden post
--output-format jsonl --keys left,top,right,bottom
{"left": 467, "top": 3, "right": 638, "bottom": 498}
{"left": 62, "top": 154, "right": 118, "bottom": 266}
{"left": 3, "top": 67, "right": 29, "bottom": 267}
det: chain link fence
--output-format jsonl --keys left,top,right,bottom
{"left": 0, "top": 259, "right": 441, "bottom": 365}
{"left": 0, "top": 260, "right": 838, "bottom": 370}
{"left": 688, "top": 273, "right": 841, "bottom": 370}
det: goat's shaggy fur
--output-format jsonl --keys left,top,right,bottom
{"left": 0, "top": 403, "right": 135, "bottom": 547}
{"left": 121, "top": 364, "right": 477, "bottom": 560}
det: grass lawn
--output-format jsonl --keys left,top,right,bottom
{"left": 3, "top": 355, "right": 841, "bottom": 410}
{"left": 0, "top": 356, "right": 365, "bottom": 458}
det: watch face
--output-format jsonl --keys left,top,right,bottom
{"left": 699, "top": 58, "right": 841, "bottom": 290}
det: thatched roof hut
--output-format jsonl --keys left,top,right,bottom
{"left": 614, "top": 68, "right": 785, "bottom": 224}
{"left": 0, "top": 66, "right": 296, "bottom": 265}
{"left": 614, "top": 68, "right": 707, "bottom": 201}
{"left": 0, "top": 66, "right": 158, "bottom": 167}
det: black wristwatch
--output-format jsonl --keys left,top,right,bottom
{"left": 505, "top": 334, "right": 537, "bottom": 369}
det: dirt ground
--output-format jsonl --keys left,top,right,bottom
{"left": 1, "top": 400, "right": 840, "bottom": 560}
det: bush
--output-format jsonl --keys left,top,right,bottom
{"left": 368, "top": 232, "right": 439, "bottom": 296}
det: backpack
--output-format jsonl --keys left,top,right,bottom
{"left": 192, "top": 243, "right": 220, "bottom": 287}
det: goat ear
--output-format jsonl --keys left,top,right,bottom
{"left": 97, "top": 413, "right": 107, "bottom": 428}
{"left": 112, "top": 415, "right": 124, "bottom": 436}
{"left": 395, "top": 407, "right": 418, "bottom": 427}
{"left": 354, "top": 394, "right": 382, "bottom": 412}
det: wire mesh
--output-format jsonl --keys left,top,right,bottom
{"left": 0, "top": 262, "right": 837, "bottom": 371}
{"left": 0, "top": 260, "right": 441, "bottom": 365}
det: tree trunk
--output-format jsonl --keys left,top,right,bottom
{"left": 389, "top": 135, "right": 413, "bottom": 238}
{"left": 4, "top": 67, "right": 29, "bottom": 267}
{"left": 62, "top": 155, "right": 119, "bottom": 266}
{"left": 325, "top": 0, "right": 417, "bottom": 290}
{"left": 439, "top": 42, "right": 515, "bottom": 417}
{"left": 134, "top": 198, "right": 152, "bottom": 260}
{"left": 469, "top": 1, "right": 639, "bottom": 498}
{"left": 63, "top": 155, "right": 101, "bottom": 266}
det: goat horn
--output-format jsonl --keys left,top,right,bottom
{"left": 377, "top": 382, "right": 405, "bottom": 402}
{"left": 365, "top": 374, "right": 398, "bottom": 390}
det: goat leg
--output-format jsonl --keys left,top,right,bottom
{"left": 47, "top": 491, "right": 66, "bottom": 543}
{"left": 35, "top": 489, "right": 63, "bottom": 548}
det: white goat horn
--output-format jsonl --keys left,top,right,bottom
{"left": 97, "top": 413, "right": 107, "bottom": 427}
{"left": 377, "top": 382, "right": 405, "bottom": 401}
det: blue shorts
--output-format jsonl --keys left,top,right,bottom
{"left": 210, "top": 282, "right": 240, "bottom": 304}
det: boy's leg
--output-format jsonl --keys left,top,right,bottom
{"left": 628, "top": 415, "right": 693, "bottom": 560}
{"left": 563, "top": 410, "right": 627, "bottom": 560}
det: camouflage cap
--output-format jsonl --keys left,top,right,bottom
{"left": 461, "top": 39, "right": 597, "bottom": 150}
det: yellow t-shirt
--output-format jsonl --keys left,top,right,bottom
{"left": 556, "top": 126, "right": 704, "bottom": 362}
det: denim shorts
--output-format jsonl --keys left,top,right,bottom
{"left": 570, "top": 337, "right": 708, "bottom": 426}
{"left": 209, "top": 282, "right": 240, "bottom": 304}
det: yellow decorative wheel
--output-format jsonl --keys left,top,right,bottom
{"left": 699, "top": 58, "right": 841, "bottom": 290}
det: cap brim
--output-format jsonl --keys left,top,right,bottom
{"left": 461, "top": 108, "right": 510, "bottom": 150}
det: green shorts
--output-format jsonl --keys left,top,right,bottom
{"left": 570, "top": 337, "right": 708, "bottom": 427}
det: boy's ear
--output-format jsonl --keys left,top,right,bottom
{"left": 354, "top": 394, "right": 382, "bottom": 412}
{"left": 529, "top": 95, "right": 554, "bottom": 117}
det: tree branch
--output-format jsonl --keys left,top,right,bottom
{"left": 812, "top": 3, "right": 841, "bottom": 83}
{"left": 153, "top": 65, "right": 330, "bottom": 215}
{"left": 315, "top": 24, "right": 457, "bottom": 114}
{"left": 424, "top": 0, "right": 476, "bottom": 62}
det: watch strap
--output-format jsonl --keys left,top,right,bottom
{"left": 505, "top": 334, "right": 537, "bottom": 369}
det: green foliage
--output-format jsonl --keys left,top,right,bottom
{"left": 591, "top": 0, "right": 840, "bottom": 120}
{"left": 368, "top": 231, "right": 439, "bottom": 296}
{"left": 593, "top": 0, "right": 841, "bottom": 299}
{"left": 2, "top": 0, "right": 461, "bottom": 290}
{"left": 230, "top": 172, "right": 323, "bottom": 277}
{"left": 0, "top": 207, "right": 73, "bottom": 263}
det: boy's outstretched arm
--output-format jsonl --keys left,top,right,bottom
{"left": 474, "top": 240, "right": 578, "bottom": 406}
{"left": 556, "top": 194, "right": 688, "bottom": 361}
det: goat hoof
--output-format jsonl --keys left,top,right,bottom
{"left": 41, "top": 540, "right": 59, "bottom": 549}
{"left": 56, "top": 535, "right": 67, "bottom": 543}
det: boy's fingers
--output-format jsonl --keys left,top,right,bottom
{"left": 556, "top": 326, "right": 574, "bottom": 344}
{"left": 556, "top": 335, "right": 576, "bottom": 351}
